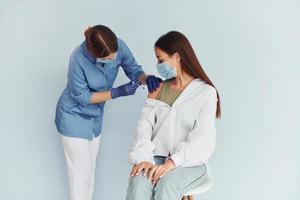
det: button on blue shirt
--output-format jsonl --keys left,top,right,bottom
{"left": 55, "top": 38, "right": 145, "bottom": 140}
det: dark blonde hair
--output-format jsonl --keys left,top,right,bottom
{"left": 84, "top": 25, "right": 118, "bottom": 58}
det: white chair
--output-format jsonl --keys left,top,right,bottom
{"left": 182, "top": 164, "right": 214, "bottom": 200}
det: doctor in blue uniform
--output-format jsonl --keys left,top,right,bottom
{"left": 55, "top": 25, "right": 161, "bottom": 200}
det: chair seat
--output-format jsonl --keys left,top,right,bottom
{"left": 182, "top": 164, "right": 214, "bottom": 196}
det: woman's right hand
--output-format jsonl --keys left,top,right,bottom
{"left": 111, "top": 81, "right": 140, "bottom": 99}
{"left": 130, "top": 161, "right": 154, "bottom": 177}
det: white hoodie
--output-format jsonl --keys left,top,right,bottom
{"left": 129, "top": 78, "right": 218, "bottom": 167}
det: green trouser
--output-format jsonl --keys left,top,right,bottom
{"left": 126, "top": 156, "right": 207, "bottom": 200}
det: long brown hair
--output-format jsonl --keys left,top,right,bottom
{"left": 155, "top": 31, "right": 221, "bottom": 118}
{"left": 84, "top": 25, "right": 118, "bottom": 58}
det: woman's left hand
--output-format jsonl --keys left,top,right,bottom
{"left": 146, "top": 75, "right": 162, "bottom": 93}
{"left": 148, "top": 159, "right": 175, "bottom": 185}
{"left": 130, "top": 161, "right": 154, "bottom": 177}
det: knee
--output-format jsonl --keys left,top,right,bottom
{"left": 128, "top": 174, "right": 151, "bottom": 189}
{"left": 126, "top": 174, "right": 152, "bottom": 200}
{"left": 154, "top": 176, "right": 180, "bottom": 200}
{"left": 154, "top": 176, "right": 175, "bottom": 192}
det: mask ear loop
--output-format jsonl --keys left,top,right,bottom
{"left": 168, "top": 53, "right": 178, "bottom": 72}
{"left": 98, "top": 47, "right": 107, "bottom": 59}
{"left": 171, "top": 52, "right": 181, "bottom": 64}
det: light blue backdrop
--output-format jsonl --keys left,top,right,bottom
{"left": 0, "top": 0, "right": 299, "bottom": 199}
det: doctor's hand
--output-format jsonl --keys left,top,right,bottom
{"left": 148, "top": 159, "right": 175, "bottom": 185}
{"left": 146, "top": 75, "right": 162, "bottom": 93}
{"left": 130, "top": 161, "right": 154, "bottom": 177}
{"left": 111, "top": 81, "right": 140, "bottom": 99}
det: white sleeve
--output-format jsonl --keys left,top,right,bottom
{"left": 170, "top": 88, "right": 218, "bottom": 167}
{"left": 128, "top": 100, "right": 156, "bottom": 165}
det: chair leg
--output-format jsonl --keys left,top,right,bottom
{"left": 182, "top": 195, "right": 194, "bottom": 200}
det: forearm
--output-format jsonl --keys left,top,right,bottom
{"left": 90, "top": 91, "right": 112, "bottom": 104}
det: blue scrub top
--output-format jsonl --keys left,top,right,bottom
{"left": 55, "top": 38, "right": 145, "bottom": 140}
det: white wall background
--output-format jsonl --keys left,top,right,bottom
{"left": 0, "top": 0, "right": 299, "bottom": 199}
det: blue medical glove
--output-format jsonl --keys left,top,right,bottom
{"left": 111, "top": 81, "right": 140, "bottom": 99}
{"left": 146, "top": 75, "right": 162, "bottom": 93}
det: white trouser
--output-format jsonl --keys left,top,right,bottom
{"left": 61, "top": 134, "right": 101, "bottom": 200}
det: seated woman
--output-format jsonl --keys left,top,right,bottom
{"left": 126, "top": 31, "right": 221, "bottom": 200}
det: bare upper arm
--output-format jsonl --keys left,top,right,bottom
{"left": 147, "top": 81, "right": 164, "bottom": 99}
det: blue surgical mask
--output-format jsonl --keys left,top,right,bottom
{"left": 96, "top": 52, "right": 117, "bottom": 64}
{"left": 156, "top": 62, "right": 177, "bottom": 79}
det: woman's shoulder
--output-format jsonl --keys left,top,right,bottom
{"left": 194, "top": 79, "right": 215, "bottom": 92}
{"left": 69, "top": 43, "right": 82, "bottom": 59}
{"left": 69, "top": 42, "right": 87, "bottom": 64}
{"left": 147, "top": 80, "right": 166, "bottom": 99}
{"left": 196, "top": 81, "right": 217, "bottom": 101}
{"left": 117, "top": 37, "right": 128, "bottom": 51}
